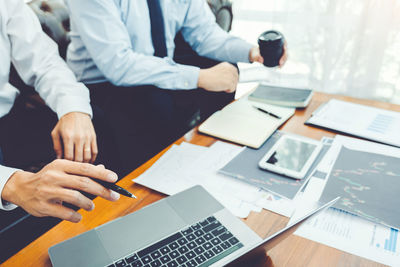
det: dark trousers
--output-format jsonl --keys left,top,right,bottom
{"left": 87, "top": 56, "right": 234, "bottom": 177}
{"left": 0, "top": 96, "right": 116, "bottom": 263}
{"left": 0, "top": 97, "right": 56, "bottom": 170}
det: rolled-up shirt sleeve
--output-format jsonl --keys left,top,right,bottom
{"left": 67, "top": 0, "right": 200, "bottom": 90}
{"left": 181, "top": 0, "right": 254, "bottom": 64}
{"left": 7, "top": 0, "right": 92, "bottom": 119}
{"left": 0, "top": 165, "right": 19, "bottom": 211}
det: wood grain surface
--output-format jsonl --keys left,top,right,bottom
{"left": 4, "top": 92, "right": 398, "bottom": 267}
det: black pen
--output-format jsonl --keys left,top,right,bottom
{"left": 95, "top": 179, "right": 137, "bottom": 199}
{"left": 253, "top": 106, "right": 281, "bottom": 119}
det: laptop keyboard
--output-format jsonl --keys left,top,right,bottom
{"left": 106, "top": 216, "right": 243, "bottom": 267}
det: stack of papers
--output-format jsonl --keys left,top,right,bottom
{"left": 133, "top": 131, "right": 400, "bottom": 264}
{"left": 133, "top": 141, "right": 295, "bottom": 218}
{"left": 289, "top": 135, "right": 400, "bottom": 266}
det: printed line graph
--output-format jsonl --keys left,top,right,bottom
{"left": 320, "top": 146, "right": 400, "bottom": 229}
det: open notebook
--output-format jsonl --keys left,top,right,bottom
{"left": 199, "top": 97, "right": 295, "bottom": 148}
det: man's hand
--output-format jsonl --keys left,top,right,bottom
{"left": 1, "top": 160, "right": 120, "bottom": 223}
{"left": 249, "top": 41, "right": 289, "bottom": 67}
{"left": 197, "top": 62, "right": 238, "bottom": 93}
{"left": 51, "top": 112, "right": 98, "bottom": 163}
{"left": 249, "top": 46, "right": 264, "bottom": 65}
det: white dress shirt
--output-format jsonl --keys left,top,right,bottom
{"left": 66, "top": 0, "right": 254, "bottom": 89}
{"left": 0, "top": 0, "right": 92, "bottom": 210}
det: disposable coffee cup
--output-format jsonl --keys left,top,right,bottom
{"left": 258, "top": 30, "right": 285, "bottom": 67}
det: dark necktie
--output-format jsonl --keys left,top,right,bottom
{"left": 147, "top": 0, "right": 168, "bottom": 58}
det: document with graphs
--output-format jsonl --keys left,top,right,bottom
{"left": 288, "top": 135, "right": 400, "bottom": 266}
{"left": 294, "top": 205, "right": 400, "bottom": 266}
{"left": 306, "top": 99, "right": 400, "bottom": 147}
{"left": 319, "top": 135, "right": 400, "bottom": 230}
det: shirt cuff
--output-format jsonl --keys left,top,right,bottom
{"left": 55, "top": 96, "right": 93, "bottom": 119}
{"left": 175, "top": 64, "right": 200, "bottom": 90}
{"left": 0, "top": 166, "right": 20, "bottom": 211}
{"left": 229, "top": 41, "right": 254, "bottom": 63}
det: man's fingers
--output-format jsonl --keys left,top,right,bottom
{"left": 250, "top": 46, "right": 263, "bottom": 64}
{"left": 59, "top": 160, "right": 118, "bottom": 183}
{"left": 43, "top": 202, "right": 82, "bottom": 223}
{"left": 62, "top": 135, "right": 74, "bottom": 161}
{"left": 56, "top": 188, "right": 94, "bottom": 211}
{"left": 74, "top": 140, "right": 84, "bottom": 163}
{"left": 90, "top": 137, "right": 98, "bottom": 164}
{"left": 229, "top": 65, "right": 239, "bottom": 86}
{"left": 51, "top": 130, "right": 63, "bottom": 159}
{"left": 279, "top": 53, "right": 288, "bottom": 67}
{"left": 83, "top": 142, "right": 92, "bottom": 163}
{"left": 279, "top": 43, "right": 288, "bottom": 67}
{"left": 224, "top": 83, "right": 237, "bottom": 93}
{"left": 60, "top": 175, "right": 120, "bottom": 202}
{"left": 280, "top": 48, "right": 288, "bottom": 64}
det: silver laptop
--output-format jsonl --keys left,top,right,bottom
{"left": 49, "top": 185, "right": 338, "bottom": 267}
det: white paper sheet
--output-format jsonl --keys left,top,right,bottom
{"left": 287, "top": 136, "right": 400, "bottom": 265}
{"left": 253, "top": 190, "right": 295, "bottom": 217}
{"left": 134, "top": 143, "right": 207, "bottom": 195}
{"left": 307, "top": 99, "right": 400, "bottom": 147}
{"left": 134, "top": 142, "right": 259, "bottom": 218}
{"left": 294, "top": 205, "right": 400, "bottom": 266}
{"left": 290, "top": 173, "right": 400, "bottom": 266}
{"left": 134, "top": 141, "right": 298, "bottom": 218}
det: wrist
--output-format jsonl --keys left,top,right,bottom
{"left": 2, "top": 171, "right": 30, "bottom": 206}
{"left": 61, "top": 112, "right": 91, "bottom": 120}
{"left": 249, "top": 46, "right": 257, "bottom": 63}
{"left": 249, "top": 47, "right": 253, "bottom": 63}
{"left": 197, "top": 69, "right": 206, "bottom": 89}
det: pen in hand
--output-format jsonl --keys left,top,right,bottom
{"left": 253, "top": 106, "right": 281, "bottom": 119}
{"left": 95, "top": 179, "right": 137, "bottom": 199}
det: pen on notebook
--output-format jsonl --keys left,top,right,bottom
{"left": 253, "top": 106, "right": 281, "bottom": 119}
{"left": 95, "top": 179, "right": 137, "bottom": 199}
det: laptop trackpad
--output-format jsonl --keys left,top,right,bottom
{"left": 96, "top": 200, "right": 187, "bottom": 261}
{"left": 48, "top": 230, "right": 112, "bottom": 267}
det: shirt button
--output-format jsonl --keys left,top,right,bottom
{"left": 184, "top": 81, "right": 189, "bottom": 87}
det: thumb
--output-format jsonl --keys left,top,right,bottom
{"left": 255, "top": 55, "right": 264, "bottom": 64}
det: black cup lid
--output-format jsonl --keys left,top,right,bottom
{"left": 258, "top": 30, "right": 283, "bottom": 43}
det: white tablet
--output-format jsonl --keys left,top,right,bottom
{"left": 258, "top": 135, "right": 322, "bottom": 179}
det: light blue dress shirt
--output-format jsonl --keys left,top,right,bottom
{"left": 1, "top": 0, "right": 92, "bottom": 210}
{"left": 66, "top": 0, "right": 254, "bottom": 90}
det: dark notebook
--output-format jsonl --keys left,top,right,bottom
{"left": 249, "top": 84, "right": 313, "bottom": 108}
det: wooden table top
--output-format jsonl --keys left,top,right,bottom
{"left": 4, "top": 92, "right": 399, "bottom": 267}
